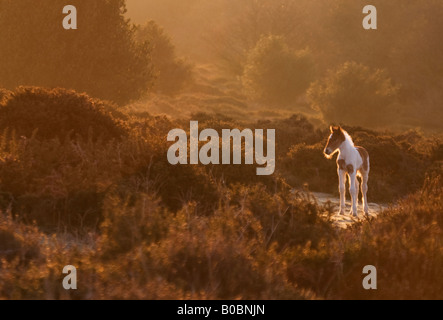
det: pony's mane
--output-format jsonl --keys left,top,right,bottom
{"left": 341, "top": 129, "right": 355, "bottom": 147}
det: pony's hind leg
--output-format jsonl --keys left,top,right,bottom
{"left": 361, "top": 171, "right": 369, "bottom": 215}
{"left": 349, "top": 172, "right": 358, "bottom": 217}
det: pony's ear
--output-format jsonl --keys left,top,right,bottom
{"left": 329, "top": 125, "right": 334, "bottom": 133}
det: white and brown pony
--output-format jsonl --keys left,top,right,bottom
{"left": 324, "top": 126, "right": 370, "bottom": 216}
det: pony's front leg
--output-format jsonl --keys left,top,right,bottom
{"left": 338, "top": 169, "right": 346, "bottom": 215}
{"left": 349, "top": 173, "right": 358, "bottom": 216}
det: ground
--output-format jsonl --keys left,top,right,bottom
{"left": 313, "top": 192, "right": 387, "bottom": 228}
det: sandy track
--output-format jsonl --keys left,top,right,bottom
{"left": 311, "top": 192, "right": 387, "bottom": 228}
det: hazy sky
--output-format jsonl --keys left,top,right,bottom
{"left": 124, "top": 0, "right": 219, "bottom": 60}
{"left": 125, "top": 0, "right": 152, "bottom": 24}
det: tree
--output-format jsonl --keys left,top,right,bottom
{"left": 308, "top": 61, "right": 399, "bottom": 127}
{"left": 207, "top": 0, "right": 320, "bottom": 75}
{"left": 0, "top": 0, "right": 153, "bottom": 105}
{"left": 135, "top": 20, "right": 193, "bottom": 95}
{"left": 242, "top": 35, "right": 315, "bottom": 106}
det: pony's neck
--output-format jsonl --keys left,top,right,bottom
{"left": 338, "top": 132, "right": 354, "bottom": 155}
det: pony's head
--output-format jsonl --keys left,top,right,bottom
{"left": 324, "top": 126, "right": 346, "bottom": 159}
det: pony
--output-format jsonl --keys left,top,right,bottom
{"left": 323, "top": 126, "right": 370, "bottom": 216}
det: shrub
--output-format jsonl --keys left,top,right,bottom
{"left": 287, "top": 174, "right": 443, "bottom": 299}
{"left": 135, "top": 21, "right": 193, "bottom": 95}
{"left": 308, "top": 61, "right": 399, "bottom": 128}
{"left": 0, "top": 0, "right": 153, "bottom": 105}
{"left": 242, "top": 35, "right": 315, "bottom": 106}
{"left": 97, "top": 181, "right": 328, "bottom": 299}
{"left": 99, "top": 193, "right": 171, "bottom": 258}
{"left": 143, "top": 201, "right": 307, "bottom": 299}
{"left": 0, "top": 134, "right": 118, "bottom": 230}
{"left": 265, "top": 115, "right": 323, "bottom": 158}
{"left": 283, "top": 142, "right": 338, "bottom": 193}
{"left": 0, "top": 87, "right": 128, "bottom": 141}
{"left": 0, "top": 213, "right": 41, "bottom": 264}
{"left": 229, "top": 182, "right": 336, "bottom": 250}
{"left": 154, "top": 164, "right": 220, "bottom": 213}
{"left": 0, "top": 109, "right": 221, "bottom": 230}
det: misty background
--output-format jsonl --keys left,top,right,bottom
{"left": 0, "top": 0, "right": 442, "bottom": 132}
{"left": 125, "top": 0, "right": 443, "bottom": 132}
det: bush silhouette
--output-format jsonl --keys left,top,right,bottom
{"left": 308, "top": 62, "right": 399, "bottom": 127}
{"left": 0, "top": 87, "right": 128, "bottom": 141}
{"left": 242, "top": 35, "right": 315, "bottom": 106}
{"left": 0, "top": 105, "right": 220, "bottom": 230}
{"left": 0, "top": 0, "right": 153, "bottom": 105}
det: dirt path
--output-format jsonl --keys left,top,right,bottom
{"left": 312, "top": 192, "right": 388, "bottom": 228}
